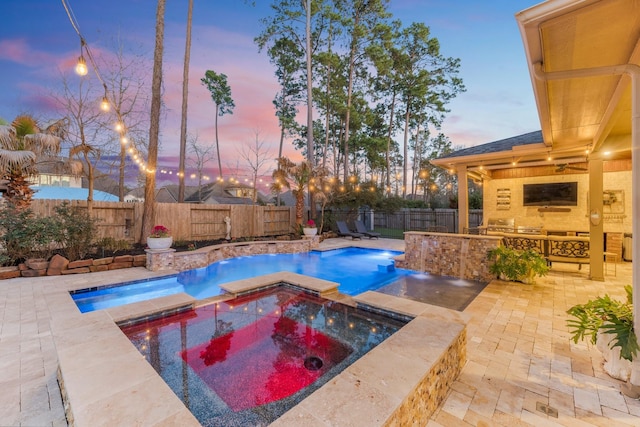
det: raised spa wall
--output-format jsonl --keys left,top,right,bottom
{"left": 145, "top": 236, "right": 321, "bottom": 272}
{"left": 397, "top": 231, "right": 502, "bottom": 282}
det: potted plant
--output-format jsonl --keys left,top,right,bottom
{"left": 147, "top": 225, "right": 173, "bottom": 250}
{"left": 566, "top": 285, "right": 639, "bottom": 381}
{"left": 303, "top": 219, "right": 318, "bottom": 237}
{"left": 487, "top": 246, "right": 549, "bottom": 284}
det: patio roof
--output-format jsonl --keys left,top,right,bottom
{"left": 432, "top": 0, "right": 638, "bottom": 177}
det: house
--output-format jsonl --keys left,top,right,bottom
{"left": 184, "top": 181, "right": 268, "bottom": 205}
{"left": 125, "top": 182, "right": 268, "bottom": 205}
{"left": 432, "top": 0, "right": 637, "bottom": 284}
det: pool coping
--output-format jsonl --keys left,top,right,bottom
{"left": 51, "top": 255, "right": 469, "bottom": 426}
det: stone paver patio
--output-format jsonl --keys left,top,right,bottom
{"left": 0, "top": 237, "right": 637, "bottom": 426}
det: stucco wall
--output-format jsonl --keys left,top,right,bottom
{"left": 483, "top": 170, "right": 632, "bottom": 234}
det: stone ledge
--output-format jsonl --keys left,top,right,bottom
{"left": 147, "top": 239, "right": 318, "bottom": 272}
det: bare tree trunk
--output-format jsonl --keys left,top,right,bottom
{"left": 141, "top": 0, "right": 165, "bottom": 243}
{"left": 385, "top": 89, "right": 396, "bottom": 195}
{"left": 178, "top": 0, "right": 193, "bottom": 203}
{"left": 215, "top": 104, "right": 223, "bottom": 178}
{"left": 402, "top": 98, "right": 410, "bottom": 198}
{"left": 305, "top": 0, "right": 316, "bottom": 220}
{"left": 119, "top": 144, "right": 125, "bottom": 201}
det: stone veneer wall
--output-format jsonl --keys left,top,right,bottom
{"left": 398, "top": 232, "right": 501, "bottom": 282}
{"left": 385, "top": 330, "right": 466, "bottom": 426}
{"left": 146, "top": 236, "right": 321, "bottom": 271}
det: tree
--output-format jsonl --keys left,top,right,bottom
{"left": 238, "top": 130, "right": 273, "bottom": 203}
{"left": 0, "top": 115, "right": 70, "bottom": 210}
{"left": 336, "top": 0, "right": 391, "bottom": 183}
{"left": 272, "top": 157, "right": 311, "bottom": 226}
{"left": 98, "top": 36, "right": 151, "bottom": 201}
{"left": 178, "top": 0, "right": 194, "bottom": 203}
{"left": 201, "top": 70, "right": 235, "bottom": 179}
{"left": 187, "top": 133, "right": 215, "bottom": 203}
{"left": 141, "top": 0, "right": 166, "bottom": 244}
{"left": 394, "top": 22, "right": 465, "bottom": 197}
{"left": 53, "top": 74, "right": 104, "bottom": 214}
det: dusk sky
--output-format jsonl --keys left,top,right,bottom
{"left": 0, "top": 0, "right": 541, "bottom": 185}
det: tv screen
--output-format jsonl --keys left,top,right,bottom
{"left": 523, "top": 182, "right": 578, "bottom": 206}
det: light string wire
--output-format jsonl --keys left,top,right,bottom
{"left": 59, "top": 0, "right": 272, "bottom": 190}
{"left": 61, "top": 0, "right": 152, "bottom": 173}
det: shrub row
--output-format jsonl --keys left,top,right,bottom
{"left": 0, "top": 202, "right": 97, "bottom": 266}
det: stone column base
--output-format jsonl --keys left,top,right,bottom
{"left": 145, "top": 248, "right": 176, "bottom": 271}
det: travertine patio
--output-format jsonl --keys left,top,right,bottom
{"left": 1, "top": 237, "right": 637, "bottom": 426}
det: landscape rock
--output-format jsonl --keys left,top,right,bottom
{"left": 48, "top": 254, "right": 69, "bottom": 271}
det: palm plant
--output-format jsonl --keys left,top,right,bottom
{"left": 272, "top": 157, "right": 311, "bottom": 227}
{"left": 0, "top": 115, "right": 67, "bottom": 210}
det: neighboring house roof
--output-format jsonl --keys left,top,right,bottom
{"left": 155, "top": 185, "right": 200, "bottom": 203}
{"left": 437, "top": 130, "right": 543, "bottom": 160}
{"left": 185, "top": 182, "right": 267, "bottom": 205}
{"left": 275, "top": 190, "right": 308, "bottom": 207}
{"left": 31, "top": 186, "right": 119, "bottom": 202}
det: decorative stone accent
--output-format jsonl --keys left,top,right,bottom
{"left": 2, "top": 253, "right": 147, "bottom": 280}
{"left": 20, "top": 269, "right": 47, "bottom": 277}
{"left": 401, "top": 232, "right": 501, "bottom": 282}
{"left": 157, "top": 240, "right": 316, "bottom": 272}
{"left": 93, "top": 257, "right": 114, "bottom": 266}
{"left": 386, "top": 331, "right": 466, "bottom": 425}
{"left": 113, "top": 255, "right": 134, "bottom": 263}
{"left": 108, "top": 262, "right": 134, "bottom": 270}
{"left": 48, "top": 254, "right": 69, "bottom": 271}
{"left": 68, "top": 259, "right": 93, "bottom": 269}
{"left": 0, "top": 267, "right": 20, "bottom": 280}
{"left": 145, "top": 248, "right": 176, "bottom": 271}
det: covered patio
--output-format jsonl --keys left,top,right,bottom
{"left": 434, "top": 0, "right": 637, "bottom": 302}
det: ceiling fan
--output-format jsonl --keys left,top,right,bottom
{"left": 555, "top": 163, "right": 588, "bottom": 172}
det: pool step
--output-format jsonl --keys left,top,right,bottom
{"left": 378, "top": 261, "right": 396, "bottom": 272}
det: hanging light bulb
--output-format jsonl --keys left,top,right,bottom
{"left": 75, "top": 56, "right": 88, "bottom": 76}
{"left": 100, "top": 85, "right": 110, "bottom": 112}
{"left": 115, "top": 121, "right": 124, "bottom": 132}
{"left": 120, "top": 136, "right": 128, "bottom": 145}
{"left": 75, "top": 40, "right": 88, "bottom": 76}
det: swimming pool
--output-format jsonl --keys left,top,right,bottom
{"left": 121, "top": 284, "right": 410, "bottom": 425}
{"left": 72, "top": 248, "right": 412, "bottom": 312}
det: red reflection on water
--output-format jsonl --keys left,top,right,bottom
{"left": 181, "top": 310, "right": 352, "bottom": 411}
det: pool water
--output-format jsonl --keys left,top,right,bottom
{"left": 72, "top": 248, "right": 411, "bottom": 312}
{"left": 121, "top": 285, "right": 409, "bottom": 426}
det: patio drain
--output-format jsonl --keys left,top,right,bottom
{"left": 536, "top": 402, "right": 558, "bottom": 418}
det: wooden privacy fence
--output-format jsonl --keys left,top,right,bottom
{"left": 29, "top": 200, "right": 296, "bottom": 242}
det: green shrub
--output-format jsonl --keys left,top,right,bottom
{"left": 487, "top": 246, "right": 549, "bottom": 283}
{"left": 52, "top": 202, "right": 98, "bottom": 261}
{"left": 94, "top": 237, "right": 132, "bottom": 257}
{"left": 0, "top": 204, "right": 60, "bottom": 265}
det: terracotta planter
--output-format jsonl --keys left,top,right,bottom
{"left": 147, "top": 237, "right": 173, "bottom": 250}
{"left": 303, "top": 228, "right": 318, "bottom": 237}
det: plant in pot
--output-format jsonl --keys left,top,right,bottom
{"left": 487, "top": 246, "right": 549, "bottom": 284}
{"left": 147, "top": 225, "right": 172, "bottom": 250}
{"left": 566, "top": 285, "right": 639, "bottom": 383}
{"left": 302, "top": 219, "right": 318, "bottom": 237}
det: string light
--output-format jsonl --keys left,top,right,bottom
{"left": 63, "top": 0, "right": 153, "bottom": 173}
{"left": 100, "top": 84, "right": 110, "bottom": 112}
{"left": 75, "top": 40, "right": 88, "bottom": 76}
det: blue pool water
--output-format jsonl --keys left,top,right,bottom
{"left": 71, "top": 248, "right": 412, "bottom": 313}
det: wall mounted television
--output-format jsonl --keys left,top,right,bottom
{"left": 522, "top": 182, "right": 578, "bottom": 206}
